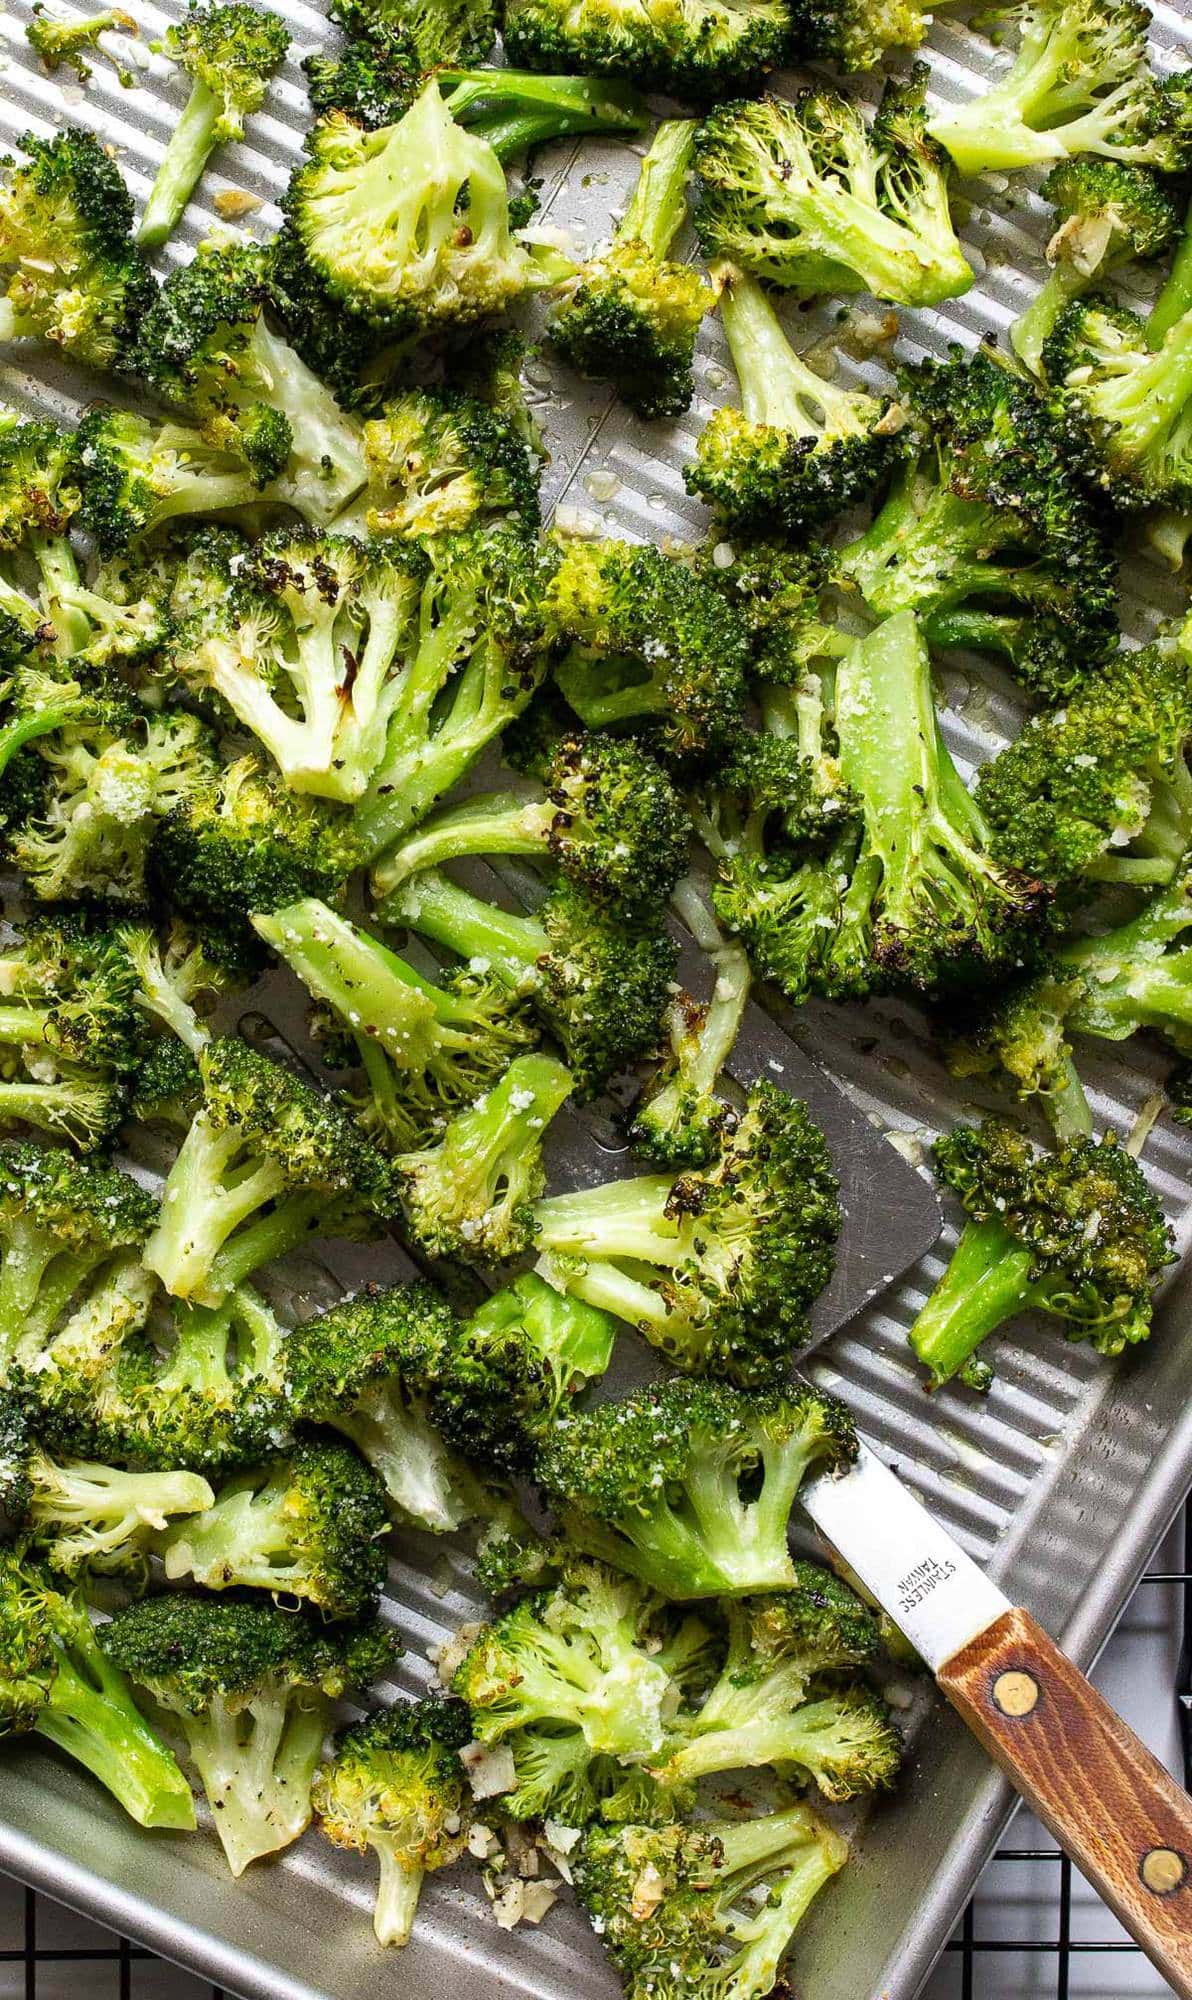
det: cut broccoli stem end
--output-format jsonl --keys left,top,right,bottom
{"left": 39, "top": 1638, "right": 196, "bottom": 1830}
{"left": 908, "top": 1217, "right": 1034, "bottom": 1389}
{"left": 617, "top": 119, "right": 697, "bottom": 263}
{"left": 137, "top": 79, "right": 221, "bottom": 248}
{"left": 180, "top": 1690, "right": 329, "bottom": 1875}
{"left": 371, "top": 1837, "right": 424, "bottom": 1948}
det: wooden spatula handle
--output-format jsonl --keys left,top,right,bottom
{"left": 940, "top": 1606, "right": 1192, "bottom": 1997}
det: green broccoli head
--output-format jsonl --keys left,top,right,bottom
{"left": 1012, "top": 160, "right": 1181, "bottom": 377}
{"left": 304, "top": 5, "right": 422, "bottom": 131}
{"left": 551, "top": 239, "right": 711, "bottom": 419}
{"left": 360, "top": 385, "right": 541, "bottom": 538}
{"left": 1045, "top": 293, "right": 1192, "bottom": 512}
{"left": 788, "top": 0, "right": 937, "bottom": 70}
{"left": 0, "top": 417, "right": 79, "bottom": 554}
{"left": 160, "top": 2, "right": 290, "bottom": 143}
{"left": 501, "top": 0, "right": 793, "bottom": 99}
{"left": 331, "top": 0, "right": 496, "bottom": 69}
{"left": 26, "top": 5, "right": 138, "bottom": 83}
{"left": 73, "top": 407, "right": 277, "bottom": 553}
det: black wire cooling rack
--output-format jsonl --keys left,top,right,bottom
{"left": 3, "top": 1499, "right": 1190, "bottom": 2000}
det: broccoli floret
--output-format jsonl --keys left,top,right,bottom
{"left": 353, "top": 386, "right": 540, "bottom": 539}
{"left": 372, "top": 728, "right": 689, "bottom": 915}
{"left": 502, "top": 0, "right": 793, "bottom": 99}
{"left": 548, "top": 538, "right": 750, "bottom": 769}
{"left": 332, "top": 0, "right": 496, "bottom": 68}
{"left": 0, "top": 918, "right": 140, "bottom": 1150}
{"left": 142, "top": 1035, "right": 397, "bottom": 1306}
{"left": 151, "top": 752, "right": 363, "bottom": 972}
{"left": 134, "top": 244, "right": 365, "bottom": 520}
{"left": 304, "top": 12, "right": 421, "bottom": 129}
{"left": 284, "top": 83, "right": 555, "bottom": 340}
{"left": 102, "top": 1593, "right": 393, "bottom": 1873}
{"left": 927, "top": 0, "right": 1192, "bottom": 178}
{"left": 0, "top": 1550, "right": 196, "bottom": 1828}
{"left": 27, "top": 5, "right": 138, "bottom": 83}
{"left": 574, "top": 1802, "right": 848, "bottom": 2000}
{"left": 313, "top": 1696, "right": 473, "bottom": 1948}
{"left": 283, "top": 1279, "right": 487, "bottom": 1531}
{"left": 154, "top": 1437, "right": 389, "bottom": 1618}
{"left": 0, "top": 130, "right": 154, "bottom": 373}
{"left": 0, "top": 1390, "right": 213, "bottom": 1578}
{"left": 395, "top": 1051, "right": 572, "bottom": 1262}
{"left": 110, "top": 1284, "right": 289, "bottom": 1473}
{"left": 120, "top": 917, "right": 229, "bottom": 1057}
{"left": 1044, "top": 292, "right": 1192, "bottom": 511}
{"left": 385, "top": 869, "right": 677, "bottom": 1099}
{"left": 0, "top": 416, "right": 79, "bottom": 558}
{"left": 549, "top": 120, "right": 709, "bottom": 420}
{"left": 73, "top": 409, "right": 288, "bottom": 554}
{"left": 686, "top": 265, "right": 902, "bottom": 531}
{"left": 694, "top": 71, "right": 973, "bottom": 309}
{"left": 653, "top": 1572, "right": 900, "bottom": 1797}
{"left": 536, "top": 1378, "right": 856, "bottom": 1599}
{"left": 138, "top": 3, "right": 290, "bottom": 250}
{"left": 686, "top": 535, "right": 843, "bottom": 688}
{"left": 631, "top": 881, "right": 751, "bottom": 1169}
{"left": 430, "top": 1270, "right": 616, "bottom": 1474}
{"left": 353, "top": 526, "right": 557, "bottom": 860}
{"left": 1012, "top": 161, "right": 1180, "bottom": 378}
{"left": 533, "top": 1079, "right": 839, "bottom": 1381}
{"left": 788, "top": 0, "right": 943, "bottom": 71}
{"left": 975, "top": 637, "right": 1192, "bottom": 890}
{"left": 839, "top": 349, "right": 1119, "bottom": 702}
{"left": 129, "top": 1035, "right": 204, "bottom": 1131}
{"left": 908, "top": 1121, "right": 1173, "bottom": 1391}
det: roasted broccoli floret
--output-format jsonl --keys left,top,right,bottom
{"left": 313, "top": 1696, "right": 473, "bottom": 1948}
{"left": 927, "top": 0, "right": 1192, "bottom": 178}
{"left": 573, "top": 1802, "right": 849, "bottom": 2000}
{"left": 142, "top": 1035, "right": 397, "bottom": 1306}
{"left": 1044, "top": 290, "right": 1192, "bottom": 511}
{"left": 73, "top": 408, "right": 293, "bottom": 554}
{"left": 0, "top": 1550, "right": 196, "bottom": 1828}
{"left": 0, "top": 130, "right": 154, "bottom": 373}
{"left": 253, "top": 897, "right": 536, "bottom": 1152}
{"left": 631, "top": 879, "right": 751, "bottom": 1168}
{"left": 839, "top": 349, "right": 1119, "bottom": 701}
{"left": 332, "top": 0, "right": 496, "bottom": 68}
{"left": 975, "top": 637, "right": 1192, "bottom": 890}
{"left": 282, "top": 1279, "right": 486, "bottom": 1531}
{"left": 908, "top": 1121, "right": 1173, "bottom": 1391}
{"left": 304, "top": 8, "right": 420, "bottom": 128}
{"left": 385, "top": 869, "right": 676, "bottom": 1099}
{"left": 694, "top": 72, "right": 973, "bottom": 309}
{"left": 102, "top": 1593, "right": 393, "bottom": 1873}
{"left": 0, "top": 918, "right": 140, "bottom": 1149}
{"left": 547, "top": 537, "right": 750, "bottom": 769}
{"left": 134, "top": 244, "right": 365, "bottom": 521}
{"left": 138, "top": 2, "right": 290, "bottom": 249}
{"left": 285, "top": 83, "right": 557, "bottom": 340}
{"left": 788, "top": 0, "right": 947, "bottom": 71}
{"left": 686, "top": 265, "right": 901, "bottom": 532}
{"left": 1012, "top": 160, "right": 1179, "bottom": 378}
{"left": 112, "top": 1285, "right": 289, "bottom": 1473}
{"left": 351, "top": 386, "right": 540, "bottom": 540}
{"left": 549, "top": 120, "right": 710, "bottom": 420}
{"left": 430, "top": 1270, "right": 616, "bottom": 1475}
{"left": 129, "top": 1034, "right": 204, "bottom": 1131}
{"left": 533, "top": 1079, "right": 838, "bottom": 1380}
{"left": 371, "top": 729, "right": 689, "bottom": 914}
{"left": 653, "top": 1572, "right": 900, "bottom": 1798}
{"left": 535, "top": 1377, "right": 856, "bottom": 1600}
{"left": 153, "top": 1437, "right": 389, "bottom": 1618}
{"left": 502, "top": 0, "right": 793, "bottom": 99}
{"left": 26, "top": 5, "right": 138, "bottom": 83}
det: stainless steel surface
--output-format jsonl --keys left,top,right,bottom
{"left": 1, "top": 4, "right": 1192, "bottom": 1999}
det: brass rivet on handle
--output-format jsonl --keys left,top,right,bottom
{"left": 991, "top": 1669, "right": 1039, "bottom": 1718}
{"left": 1139, "top": 1847, "right": 1187, "bottom": 1897}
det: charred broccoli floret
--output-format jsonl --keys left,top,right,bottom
{"left": 352, "top": 385, "right": 540, "bottom": 539}
{"left": 0, "top": 918, "right": 140, "bottom": 1149}
{"left": 332, "top": 0, "right": 496, "bottom": 68}
{"left": 908, "top": 1121, "right": 1173, "bottom": 1391}
{"left": 502, "top": 0, "right": 793, "bottom": 100}
{"left": 114, "top": 1285, "right": 289, "bottom": 1474}
{"left": 0, "top": 1549, "right": 195, "bottom": 1829}
{"left": 1012, "top": 160, "right": 1179, "bottom": 378}
{"left": 788, "top": 0, "right": 947, "bottom": 71}
{"left": 313, "top": 1697, "right": 473, "bottom": 1948}
{"left": 73, "top": 408, "right": 293, "bottom": 553}
{"left": 694, "top": 72, "right": 973, "bottom": 309}
{"left": 26, "top": 5, "right": 138, "bottom": 84}
{"left": 535, "top": 1376, "right": 856, "bottom": 1600}
{"left": 630, "top": 878, "right": 751, "bottom": 1169}
{"left": 102, "top": 1593, "right": 393, "bottom": 1873}
{"left": 1044, "top": 290, "right": 1192, "bottom": 511}
{"left": 549, "top": 120, "right": 710, "bottom": 420}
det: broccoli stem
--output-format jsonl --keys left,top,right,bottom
{"left": 1091, "top": 313, "right": 1192, "bottom": 468}
{"left": 387, "top": 868, "right": 550, "bottom": 991}
{"left": 441, "top": 70, "right": 647, "bottom": 161}
{"left": 1148, "top": 199, "right": 1192, "bottom": 347}
{"left": 714, "top": 1806, "right": 848, "bottom": 1980}
{"left": 157, "top": 1479, "right": 294, "bottom": 1591}
{"left": 371, "top": 1837, "right": 423, "bottom": 1948}
{"left": 0, "top": 1078, "right": 117, "bottom": 1149}
{"left": 660, "top": 1696, "right": 858, "bottom": 1785}
{"left": 138, "top": 80, "right": 221, "bottom": 249}
{"left": 181, "top": 1691, "right": 328, "bottom": 1875}
{"left": 203, "top": 1190, "right": 330, "bottom": 1300}
{"left": 1011, "top": 260, "right": 1089, "bottom": 376}
{"left": 841, "top": 472, "right": 1009, "bottom": 618}
{"left": 719, "top": 267, "right": 864, "bottom": 438}
{"left": 29, "top": 535, "right": 91, "bottom": 657}
{"left": 534, "top": 1176, "right": 690, "bottom": 1267}
{"left": 641, "top": 878, "right": 750, "bottom": 1149}
{"left": 254, "top": 900, "right": 442, "bottom": 1058}
{"left": 372, "top": 791, "right": 557, "bottom": 892}
{"left": 0, "top": 1234, "right": 108, "bottom": 1366}
{"left": 38, "top": 1622, "right": 197, "bottom": 1830}
{"left": 616, "top": 118, "right": 696, "bottom": 262}
{"left": 908, "top": 1217, "right": 1035, "bottom": 1389}
{"left": 144, "top": 1114, "right": 289, "bottom": 1305}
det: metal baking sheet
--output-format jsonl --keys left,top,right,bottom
{"left": 1, "top": 2, "right": 1192, "bottom": 1997}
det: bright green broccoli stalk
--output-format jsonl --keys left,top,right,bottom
{"left": 142, "top": 1035, "right": 397, "bottom": 1307}
{"left": 153, "top": 1437, "right": 389, "bottom": 1619}
{"left": 694, "top": 70, "right": 973, "bottom": 308}
{"left": 430, "top": 1270, "right": 616, "bottom": 1475}
{"left": 686, "top": 264, "right": 903, "bottom": 531}
{"left": 26, "top": 5, "right": 138, "bottom": 83}
{"left": 0, "top": 918, "right": 141, "bottom": 1150}
{"left": 1044, "top": 290, "right": 1192, "bottom": 511}
{"left": 908, "top": 1121, "right": 1173, "bottom": 1392}
{"left": 384, "top": 869, "right": 677, "bottom": 1100}
{"left": 0, "top": 130, "right": 154, "bottom": 373}
{"left": 533, "top": 1079, "right": 839, "bottom": 1381}
{"left": 353, "top": 386, "right": 540, "bottom": 540}
{"left": 501, "top": 0, "right": 793, "bottom": 99}
{"left": 549, "top": 120, "right": 710, "bottom": 420}
{"left": 630, "top": 877, "right": 751, "bottom": 1169}
{"left": 119, "top": 917, "right": 229, "bottom": 1057}
{"left": 138, "top": 3, "right": 290, "bottom": 250}
{"left": 314, "top": 1697, "right": 473, "bottom": 1948}
{"left": 653, "top": 1571, "right": 901, "bottom": 1797}
{"left": 547, "top": 537, "right": 751, "bottom": 769}
{"left": 927, "top": 0, "right": 1192, "bottom": 178}
{"left": 574, "top": 1802, "right": 849, "bottom": 2000}
{"left": 102, "top": 1594, "right": 393, "bottom": 1874}
{"left": 535, "top": 1377, "right": 856, "bottom": 1599}
{"left": 252, "top": 898, "right": 536, "bottom": 1152}
{"left": 134, "top": 243, "right": 366, "bottom": 520}
{"left": 0, "top": 1549, "right": 195, "bottom": 1829}
{"left": 440, "top": 66, "right": 649, "bottom": 162}
{"left": 1012, "top": 160, "right": 1180, "bottom": 378}
{"left": 371, "top": 728, "right": 689, "bottom": 914}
